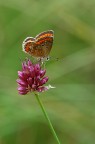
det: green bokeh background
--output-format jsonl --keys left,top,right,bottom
{"left": 0, "top": 0, "right": 95, "bottom": 143}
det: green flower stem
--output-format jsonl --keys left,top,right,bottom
{"left": 35, "top": 93, "right": 61, "bottom": 144}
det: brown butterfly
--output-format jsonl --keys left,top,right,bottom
{"left": 22, "top": 30, "right": 54, "bottom": 60}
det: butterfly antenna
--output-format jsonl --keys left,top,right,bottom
{"left": 49, "top": 56, "right": 64, "bottom": 61}
{"left": 56, "top": 57, "right": 64, "bottom": 61}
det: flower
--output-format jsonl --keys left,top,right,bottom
{"left": 16, "top": 59, "right": 49, "bottom": 95}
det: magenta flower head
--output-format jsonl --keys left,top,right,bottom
{"left": 16, "top": 59, "right": 50, "bottom": 95}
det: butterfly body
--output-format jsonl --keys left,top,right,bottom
{"left": 22, "top": 30, "right": 54, "bottom": 59}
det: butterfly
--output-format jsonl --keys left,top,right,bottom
{"left": 22, "top": 30, "right": 54, "bottom": 61}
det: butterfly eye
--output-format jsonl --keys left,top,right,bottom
{"left": 46, "top": 57, "right": 50, "bottom": 61}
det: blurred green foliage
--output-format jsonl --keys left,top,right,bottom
{"left": 0, "top": 0, "right": 95, "bottom": 143}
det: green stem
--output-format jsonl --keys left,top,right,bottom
{"left": 35, "top": 93, "right": 61, "bottom": 144}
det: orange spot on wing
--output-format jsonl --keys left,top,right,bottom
{"left": 37, "top": 33, "right": 53, "bottom": 40}
{"left": 25, "top": 46, "right": 30, "bottom": 52}
{"left": 25, "top": 42, "right": 31, "bottom": 52}
{"left": 36, "top": 37, "right": 52, "bottom": 45}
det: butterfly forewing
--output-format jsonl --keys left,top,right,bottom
{"left": 35, "top": 30, "right": 54, "bottom": 57}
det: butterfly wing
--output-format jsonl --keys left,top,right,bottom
{"left": 34, "top": 30, "right": 54, "bottom": 58}
{"left": 22, "top": 37, "right": 35, "bottom": 55}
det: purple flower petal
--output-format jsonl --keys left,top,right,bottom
{"left": 27, "top": 77, "right": 33, "bottom": 86}
{"left": 18, "top": 71, "right": 24, "bottom": 79}
{"left": 39, "top": 77, "right": 49, "bottom": 86}
{"left": 35, "top": 76, "right": 40, "bottom": 85}
{"left": 27, "top": 59, "right": 32, "bottom": 66}
{"left": 23, "top": 71, "right": 30, "bottom": 79}
{"left": 37, "top": 86, "right": 48, "bottom": 92}
{"left": 39, "top": 70, "right": 46, "bottom": 78}
{"left": 19, "top": 91, "right": 28, "bottom": 95}
{"left": 35, "top": 64, "right": 40, "bottom": 71}
{"left": 22, "top": 62, "right": 27, "bottom": 71}
{"left": 30, "top": 68, "right": 35, "bottom": 77}
{"left": 16, "top": 79, "right": 27, "bottom": 86}
{"left": 34, "top": 64, "right": 41, "bottom": 75}
{"left": 18, "top": 86, "right": 28, "bottom": 95}
{"left": 32, "top": 84, "right": 37, "bottom": 90}
{"left": 18, "top": 86, "right": 27, "bottom": 92}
